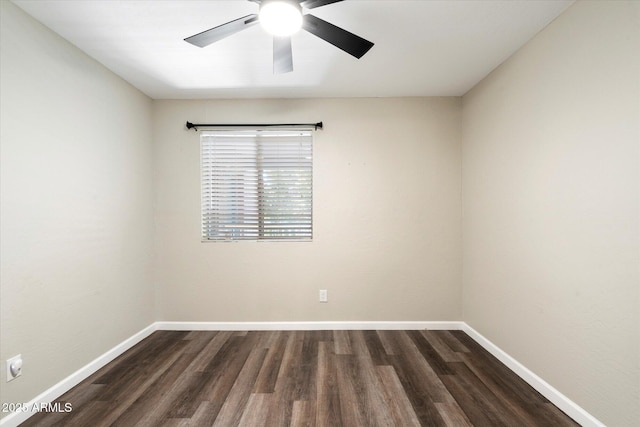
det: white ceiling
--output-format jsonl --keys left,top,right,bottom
{"left": 13, "top": 0, "right": 573, "bottom": 99}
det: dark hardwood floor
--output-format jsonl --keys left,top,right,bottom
{"left": 21, "top": 330, "right": 579, "bottom": 426}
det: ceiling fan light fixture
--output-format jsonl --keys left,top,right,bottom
{"left": 259, "top": 0, "right": 303, "bottom": 37}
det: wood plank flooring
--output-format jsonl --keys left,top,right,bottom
{"left": 21, "top": 330, "right": 579, "bottom": 426}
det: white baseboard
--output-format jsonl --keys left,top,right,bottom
{"left": 2, "top": 320, "right": 603, "bottom": 427}
{"left": 461, "top": 324, "right": 605, "bottom": 427}
{"left": 0, "top": 324, "right": 157, "bottom": 427}
{"left": 155, "top": 320, "right": 465, "bottom": 331}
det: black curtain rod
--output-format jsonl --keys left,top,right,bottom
{"left": 186, "top": 121, "right": 323, "bottom": 131}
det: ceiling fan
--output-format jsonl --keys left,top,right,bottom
{"left": 184, "top": 0, "right": 374, "bottom": 74}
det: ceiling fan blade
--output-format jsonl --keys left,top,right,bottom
{"left": 302, "top": 14, "right": 373, "bottom": 59}
{"left": 300, "top": 0, "right": 343, "bottom": 9}
{"left": 273, "top": 36, "right": 294, "bottom": 74}
{"left": 184, "top": 14, "right": 259, "bottom": 48}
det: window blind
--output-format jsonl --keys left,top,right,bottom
{"left": 201, "top": 130, "right": 313, "bottom": 241}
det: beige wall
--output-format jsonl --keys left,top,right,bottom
{"left": 0, "top": 1, "right": 155, "bottom": 414}
{"left": 153, "top": 98, "right": 462, "bottom": 322}
{"left": 462, "top": 1, "right": 639, "bottom": 426}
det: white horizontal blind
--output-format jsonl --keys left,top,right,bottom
{"left": 201, "top": 130, "right": 313, "bottom": 241}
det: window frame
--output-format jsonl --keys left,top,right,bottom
{"left": 200, "top": 128, "right": 313, "bottom": 242}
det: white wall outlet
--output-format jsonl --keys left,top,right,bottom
{"left": 319, "top": 289, "right": 328, "bottom": 303}
{"left": 6, "top": 354, "right": 23, "bottom": 382}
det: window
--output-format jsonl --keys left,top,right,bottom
{"left": 201, "top": 129, "right": 313, "bottom": 241}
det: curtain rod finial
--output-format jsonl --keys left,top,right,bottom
{"left": 186, "top": 121, "right": 198, "bottom": 131}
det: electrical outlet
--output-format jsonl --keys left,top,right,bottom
{"left": 319, "top": 289, "right": 328, "bottom": 303}
{"left": 6, "top": 354, "right": 23, "bottom": 382}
